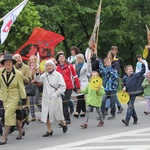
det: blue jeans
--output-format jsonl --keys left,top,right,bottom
{"left": 101, "top": 91, "right": 117, "bottom": 117}
{"left": 105, "top": 97, "right": 121, "bottom": 108}
{"left": 125, "top": 95, "right": 137, "bottom": 123}
{"left": 30, "top": 87, "right": 41, "bottom": 118}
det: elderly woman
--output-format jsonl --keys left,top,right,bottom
{"left": 0, "top": 54, "right": 26, "bottom": 145}
{"left": 34, "top": 60, "right": 67, "bottom": 137}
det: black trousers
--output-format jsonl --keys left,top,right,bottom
{"left": 76, "top": 94, "right": 86, "bottom": 113}
{"left": 63, "top": 89, "right": 72, "bottom": 121}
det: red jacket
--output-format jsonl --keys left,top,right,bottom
{"left": 56, "top": 63, "right": 80, "bottom": 90}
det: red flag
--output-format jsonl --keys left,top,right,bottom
{"left": 14, "top": 28, "right": 65, "bottom": 61}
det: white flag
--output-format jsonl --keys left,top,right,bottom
{"left": 0, "top": 0, "right": 28, "bottom": 44}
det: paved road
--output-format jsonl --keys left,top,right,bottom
{"left": 1, "top": 97, "right": 150, "bottom": 150}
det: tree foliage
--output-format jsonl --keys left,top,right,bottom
{"left": 0, "top": 0, "right": 150, "bottom": 66}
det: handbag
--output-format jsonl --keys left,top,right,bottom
{"left": 16, "top": 108, "right": 25, "bottom": 121}
{"left": 25, "top": 84, "right": 36, "bottom": 96}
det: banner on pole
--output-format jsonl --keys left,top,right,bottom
{"left": 0, "top": 0, "right": 28, "bottom": 44}
{"left": 88, "top": 0, "right": 102, "bottom": 53}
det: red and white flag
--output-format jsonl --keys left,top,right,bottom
{"left": 0, "top": 0, "right": 28, "bottom": 44}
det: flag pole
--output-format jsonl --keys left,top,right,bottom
{"left": 0, "top": 0, "right": 28, "bottom": 22}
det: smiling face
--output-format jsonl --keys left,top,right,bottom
{"left": 125, "top": 66, "right": 134, "bottom": 76}
{"left": 14, "top": 55, "right": 22, "bottom": 65}
{"left": 4, "top": 60, "right": 13, "bottom": 71}
{"left": 89, "top": 76, "right": 102, "bottom": 91}
{"left": 104, "top": 59, "right": 111, "bottom": 67}
{"left": 118, "top": 91, "right": 130, "bottom": 104}
{"left": 45, "top": 64, "right": 54, "bottom": 72}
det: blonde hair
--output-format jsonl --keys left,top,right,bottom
{"left": 124, "top": 65, "right": 132, "bottom": 71}
{"left": 76, "top": 53, "right": 85, "bottom": 63}
{"left": 28, "top": 55, "right": 38, "bottom": 66}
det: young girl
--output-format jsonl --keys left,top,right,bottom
{"left": 80, "top": 71, "right": 104, "bottom": 128}
{"left": 142, "top": 71, "right": 150, "bottom": 115}
{"left": 74, "top": 53, "right": 92, "bottom": 118}
{"left": 28, "top": 55, "right": 42, "bottom": 121}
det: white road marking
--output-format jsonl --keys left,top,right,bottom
{"left": 39, "top": 127, "right": 150, "bottom": 150}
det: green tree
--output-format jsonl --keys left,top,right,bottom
{"left": 32, "top": 0, "right": 99, "bottom": 55}
{"left": 0, "top": 0, "right": 42, "bottom": 53}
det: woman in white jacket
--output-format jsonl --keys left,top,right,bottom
{"left": 74, "top": 53, "right": 92, "bottom": 118}
{"left": 34, "top": 60, "right": 67, "bottom": 137}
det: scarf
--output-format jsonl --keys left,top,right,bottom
{"left": 76, "top": 62, "right": 84, "bottom": 77}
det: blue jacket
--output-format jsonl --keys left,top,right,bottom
{"left": 122, "top": 64, "right": 145, "bottom": 96}
{"left": 99, "top": 59, "right": 119, "bottom": 92}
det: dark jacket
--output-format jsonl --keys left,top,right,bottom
{"left": 112, "top": 56, "right": 124, "bottom": 78}
{"left": 122, "top": 64, "right": 145, "bottom": 96}
{"left": 90, "top": 53, "right": 99, "bottom": 73}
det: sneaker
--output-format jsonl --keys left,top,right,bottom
{"left": 122, "top": 119, "right": 129, "bottom": 126}
{"left": 133, "top": 118, "right": 138, "bottom": 124}
{"left": 108, "top": 115, "right": 115, "bottom": 120}
{"left": 117, "top": 106, "right": 124, "bottom": 113}
{"left": 144, "top": 111, "right": 148, "bottom": 115}
{"left": 29, "top": 118, "right": 36, "bottom": 122}
{"left": 80, "top": 123, "right": 87, "bottom": 128}
{"left": 97, "top": 121, "right": 104, "bottom": 127}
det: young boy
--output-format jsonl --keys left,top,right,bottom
{"left": 122, "top": 61, "right": 145, "bottom": 126}
{"left": 99, "top": 58, "right": 119, "bottom": 120}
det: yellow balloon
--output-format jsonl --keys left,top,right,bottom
{"left": 40, "top": 59, "right": 46, "bottom": 71}
{"left": 118, "top": 91, "right": 130, "bottom": 104}
{"left": 143, "top": 48, "right": 149, "bottom": 59}
{"left": 89, "top": 77, "right": 102, "bottom": 91}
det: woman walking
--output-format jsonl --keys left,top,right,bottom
{"left": 0, "top": 54, "right": 26, "bottom": 145}
{"left": 34, "top": 60, "right": 67, "bottom": 136}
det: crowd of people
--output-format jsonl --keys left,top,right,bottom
{"left": 0, "top": 45, "right": 150, "bottom": 145}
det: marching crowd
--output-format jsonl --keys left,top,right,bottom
{"left": 0, "top": 45, "right": 150, "bottom": 145}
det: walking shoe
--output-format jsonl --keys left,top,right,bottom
{"left": 133, "top": 118, "right": 138, "bottom": 124}
{"left": 108, "top": 115, "right": 115, "bottom": 120}
{"left": 80, "top": 113, "right": 85, "bottom": 117}
{"left": 97, "top": 121, "right": 104, "bottom": 127}
{"left": 65, "top": 120, "right": 71, "bottom": 124}
{"left": 29, "top": 118, "right": 36, "bottom": 122}
{"left": 122, "top": 119, "right": 129, "bottom": 126}
{"left": 117, "top": 106, "right": 124, "bottom": 113}
{"left": 80, "top": 123, "right": 87, "bottom": 128}
{"left": 144, "top": 111, "right": 148, "bottom": 115}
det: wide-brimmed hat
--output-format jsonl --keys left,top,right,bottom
{"left": 1, "top": 54, "right": 17, "bottom": 65}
